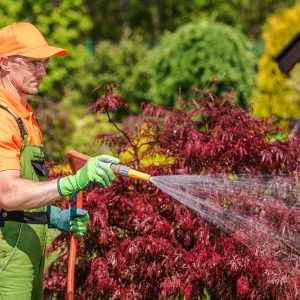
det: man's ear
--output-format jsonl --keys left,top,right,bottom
{"left": 0, "top": 57, "right": 10, "bottom": 72}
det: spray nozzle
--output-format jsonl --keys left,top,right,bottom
{"left": 67, "top": 150, "right": 151, "bottom": 182}
{"left": 110, "top": 163, "right": 151, "bottom": 181}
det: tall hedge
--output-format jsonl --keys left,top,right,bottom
{"left": 148, "top": 21, "right": 256, "bottom": 108}
{"left": 253, "top": 2, "right": 300, "bottom": 122}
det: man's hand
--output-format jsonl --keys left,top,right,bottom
{"left": 57, "top": 155, "right": 120, "bottom": 197}
{"left": 47, "top": 206, "right": 89, "bottom": 238}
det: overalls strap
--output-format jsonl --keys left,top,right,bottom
{"left": 0, "top": 105, "right": 48, "bottom": 224}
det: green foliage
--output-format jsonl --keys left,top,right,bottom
{"left": 63, "top": 113, "right": 118, "bottom": 158}
{"left": 148, "top": 21, "right": 256, "bottom": 108}
{"left": 33, "top": 97, "right": 74, "bottom": 161}
{"left": 188, "top": 0, "right": 295, "bottom": 40}
{"left": 34, "top": 95, "right": 118, "bottom": 161}
{"left": 68, "top": 32, "right": 151, "bottom": 112}
{"left": 253, "top": 2, "right": 300, "bottom": 123}
{"left": 84, "top": 0, "right": 294, "bottom": 42}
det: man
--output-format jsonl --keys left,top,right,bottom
{"left": 0, "top": 22, "right": 119, "bottom": 299}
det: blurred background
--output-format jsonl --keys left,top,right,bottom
{"left": 1, "top": 0, "right": 299, "bottom": 161}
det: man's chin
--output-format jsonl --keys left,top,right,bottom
{"left": 26, "top": 88, "right": 40, "bottom": 95}
{"left": 19, "top": 85, "right": 40, "bottom": 97}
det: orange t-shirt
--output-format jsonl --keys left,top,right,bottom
{"left": 0, "top": 87, "right": 42, "bottom": 171}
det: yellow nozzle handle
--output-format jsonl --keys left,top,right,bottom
{"left": 110, "top": 163, "right": 151, "bottom": 181}
{"left": 128, "top": 169, "right": 151, "bottom": 181}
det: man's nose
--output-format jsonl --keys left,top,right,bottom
{"left": 34, "top": 64, "right": 47, "bottom": 76}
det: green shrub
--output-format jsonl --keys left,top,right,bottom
{"left": 34, "top": 97, "right": 74, "bottom": 161}
{"left": 148, "top": 21, "right": 256, "bottom": 108}
{"left": 69, "top": 33, "right": 151, "bottom": 112}
{"left": 63, "top": 113, "right": 118, "bottom": 158}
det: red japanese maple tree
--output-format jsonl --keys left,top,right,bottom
{"left": 45, "top": 85, "right": 300, "bottom": 299}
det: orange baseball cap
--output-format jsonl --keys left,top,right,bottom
{"left": 0, "top": 22, "right": 68, "bottom": 58}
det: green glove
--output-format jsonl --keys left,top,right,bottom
{"left": 58, "top": 155, "right": 120, "bottom": 197}
{"left": 47, "top": 205, "right": 89, "bottom": 238}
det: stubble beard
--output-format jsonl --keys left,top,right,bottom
{"left": 21, "top": 86, "right": 39, "bottom": 96}
{"left": 21, "top": 79, "right": 42, "bottom": 96}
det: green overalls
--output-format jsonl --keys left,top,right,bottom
{"left": 0, "top": 106, "right": 48, "bottom": 300}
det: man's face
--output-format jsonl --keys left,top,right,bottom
{"left": 7, "top": 57, "right": 49, "bottom": 96}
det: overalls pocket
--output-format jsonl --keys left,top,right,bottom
{"left": 31, "top": 159, "right": 48, "bottom": 177}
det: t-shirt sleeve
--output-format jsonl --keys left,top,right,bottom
{"left": 0, "top": 114, "right": 22, "bottom": 171}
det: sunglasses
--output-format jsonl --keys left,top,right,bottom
{"left": 8, "top": 56, "right": 50, "bottom": 71}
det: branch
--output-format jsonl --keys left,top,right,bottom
{"left": 105, "top": 106, "right": 141, "bottom": 168}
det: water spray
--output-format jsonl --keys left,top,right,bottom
{"left": 66, "top": 150, "right": 300, "bottom": 300}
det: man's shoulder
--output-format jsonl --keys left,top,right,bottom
{"left": 0, "top": 100, "right": 16, "bottom": 118}
{"left": 0, "top": 89, "right": 21, "bottom": 119}
{"left": 0, "top": 89, "right": 12, "bottom": 105}
{"left": 0, "top": 100, "right": 20, "bottom": 132}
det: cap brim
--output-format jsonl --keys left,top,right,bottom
{"left": 19, "top": 44, "right": 68, "bottom": 59}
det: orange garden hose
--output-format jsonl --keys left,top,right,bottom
{"left": 66, "top": 150, "right": 151, "bottom": 299}
{"left": 66, "top": 150, "right": 88, "bottom": 300}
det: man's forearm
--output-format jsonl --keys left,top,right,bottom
{"left": 0, "top": 154, "right": 119, "bottom": 211}
{"left": 0, "top": 178, "right": 61, "bottom": 211}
